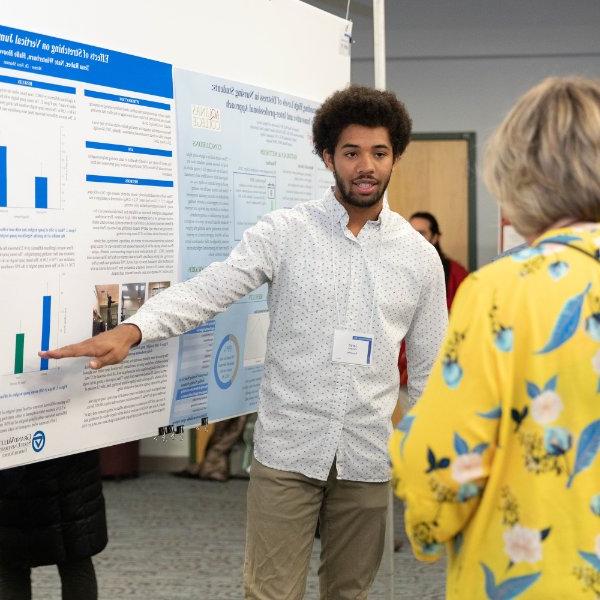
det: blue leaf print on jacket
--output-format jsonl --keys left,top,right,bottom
{"left": 539, "top": 234, "right": 582, "bottom": 245}
{"left": 527, "top": 376, "right": 557, "bottom": 398}
{"left": 548, "top": 260, "right": 570, "bottom": 281}
{"left": 535, "top": 283, "right": 591, "bottom": 354}
{"left": 443, "top": 358, "right": 463, "bottom": 389}
{"left": 478, "top": 406, "right": 502, "bottom": 419}
{"left": 510, "top": 247, "right": 543, "bottom": 262}
{"left": 426, "top": 447, "right": 451, "bottom": 473}
{"left": 397, "top": 414, "right": 415, "bottom": 457}
{"left": 472, "top": 443, "right": 490, "bottom": 455}
{"left": 578, "top": 550, "right": 600, "bottom": 571}
{"left": 544, "top": 427, "right": 572, "bottom": 456}
{"left": 454, "top": 432, "right": 469, "bottom": 455}
{"left": 494, "top": 326, "right": 514, "bottom": 352}
{"left": 482, "top": 563, "right": 497, "bottom": 598}
{"left": 526, "top": 381, "right": 541, "bottom": 399}
{"left": 511, "top": 407, "right": 529, "bottom": 432}
{"left": 481, "top": 563, "right": 541, "bottom": 599}
{"left": 567, "top": 419, "right": 600, "bottom": 488}
{"left": 585, "top": 313, "right": 600, "bottom": 342}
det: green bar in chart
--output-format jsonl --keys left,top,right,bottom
{"left": 14, "top": 333, "right": 24, "bottom": 374}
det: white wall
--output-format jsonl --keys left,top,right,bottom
{"left": 304, "top": 0, "right": 600, "bottom": 264}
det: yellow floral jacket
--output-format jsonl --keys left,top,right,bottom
{"left": 390, "top": 225, "right": 600, "bottom": 599}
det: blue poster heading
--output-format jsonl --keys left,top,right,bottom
{"left": 86, "top": 141, "right": 172, "bottom": 157}
{"left": 0, "top": 25, "right": 173, "bottom": 99}
{"left": 0, "top": 73, "right": 75, "bottom": 95}
{"left": 84, "top": 90, "right": 170, "bottom": 110}
{"left": 86, "top": 175, "right": 174, "bottom": 188}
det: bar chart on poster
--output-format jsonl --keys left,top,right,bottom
{"left": 3, "top": 280, "right": 61, "bottom": 376}
{"left": 0, "top": 24, "right": 179, "bottom": 468}
{"left": 0, "top": 118, "right": 69, "bottom": 211}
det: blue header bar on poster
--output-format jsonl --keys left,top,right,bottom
{"left": 86, "top": 175, "right": 174, "bottom": 187}
{"left": 0, "top": 25, "right": 173, "bottom": 99}
{"left": 0, "top": 74, "right": 75, "bottom": 94}
{"left": 86, "top": 141, "right": 172, "bottom": 157}
{"left": 84, "top": 90, "right": 171, "bottom": 110}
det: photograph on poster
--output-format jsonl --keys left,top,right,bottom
{"left": 120, "top": 282, "right": 146, "bottom": 322}
{"left": 148, "top": 280, "right": 170, "bottom": 298}
{"left": 94, "top": 284, "right": 120, "bottom": 333}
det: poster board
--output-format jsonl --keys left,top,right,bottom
{"left": 0, "top": 1, "right": 350, "bottom": 468}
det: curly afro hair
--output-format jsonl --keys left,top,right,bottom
{"left": 312, "top": 85, "right": 412, "bottom": 161}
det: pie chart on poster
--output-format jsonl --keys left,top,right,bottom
{"left": 213, "top": 334, "right": 240, "bottom": 390}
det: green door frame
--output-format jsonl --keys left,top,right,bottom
{"left": 411, "top": 132, "right": 477, "bottom": 271}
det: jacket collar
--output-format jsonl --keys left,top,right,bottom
{"left": 533, "top": 223, "right": 600, "bottom": 259}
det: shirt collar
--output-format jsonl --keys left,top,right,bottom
{"left": 325, "top": 187, "right": 390, "bottom": 231}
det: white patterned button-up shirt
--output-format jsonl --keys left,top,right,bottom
{"left": 127, "top": 190, "right": 447, "bottom": 481}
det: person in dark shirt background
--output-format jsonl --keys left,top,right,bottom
{"left": 409, "top": 211, "right": 469, "bottom": 308}
{"left": 0, "top": 452, "right": 107, "bottom": 600}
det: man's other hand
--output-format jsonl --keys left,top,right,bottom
{"left": 38, "top": 324, "right": 142, "bottom": 369}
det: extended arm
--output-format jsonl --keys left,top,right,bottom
{"left": 40, "top": 213, "right": 283, "bottom": 368}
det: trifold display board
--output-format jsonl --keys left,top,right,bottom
{"left": 0, "top": 1, "right": 350, "bottom": 468}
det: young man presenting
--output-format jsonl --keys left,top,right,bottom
{"left": 41, "top": 86, "right": 447, "bottom": 599}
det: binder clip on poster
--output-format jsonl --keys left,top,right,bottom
{"left": 196, "top": 417, "right": 209, "bottom": 432}
{"left": 154, "top": 424, "right": 185, "bottom": 443}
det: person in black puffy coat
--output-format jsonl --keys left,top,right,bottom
{"left": 0, "top": 450, "right": 107, "bottom": 600}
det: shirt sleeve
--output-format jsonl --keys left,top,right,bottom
{"left": 125, "top": 211, "right": 284, "bottom": 342}
{"left": 404, "top": 245, "right": 448, "bottom": 404}
{"left": 389, "top": 274, "right": 501, "bottom": 562}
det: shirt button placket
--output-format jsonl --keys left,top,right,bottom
{"left": 333, "top": 237, "right": 361, "bottom": 475}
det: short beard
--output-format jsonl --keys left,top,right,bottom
{"left": 332, "top": 169, "right": 390, "bottom": 209}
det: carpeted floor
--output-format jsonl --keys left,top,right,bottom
{"left": 31, "top": 473, "right": 445, "bottom": 599}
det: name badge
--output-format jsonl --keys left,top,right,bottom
{"left": 332, "top": 329, "right": 374, "bottom": 366}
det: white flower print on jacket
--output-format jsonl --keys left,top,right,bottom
{"left": 531, "top": 390, "right": 563, "bottom": 425}
{"left": 451, "top": 453, "right": 485, "bottom": 485}
{"left": 503, "top": 524, "right": 543, "bottom": 564}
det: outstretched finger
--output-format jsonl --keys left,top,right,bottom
{"left": 39, "top": 339, "right": 100, "bottom": 360}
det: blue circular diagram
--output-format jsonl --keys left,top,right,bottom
{"left": 213, "top": 334, "right": 240, "bottom": 390}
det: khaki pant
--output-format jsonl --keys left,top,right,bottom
{"left": 244, "top": 458, "right": 388, "bottom": 600}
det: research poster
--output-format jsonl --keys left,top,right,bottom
{"left": 170, "top": 71, "right": 332, "bottom": 425}
{"left": 0, "top": 25, "right": 332, "bottom": 468}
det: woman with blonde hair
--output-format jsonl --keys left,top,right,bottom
{"left": 390, "top": 76, "right": 600, "bottom": 599}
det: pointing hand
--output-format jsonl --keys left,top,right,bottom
{"left": 38, "top": 324, "right": 142, "bottom": 369}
